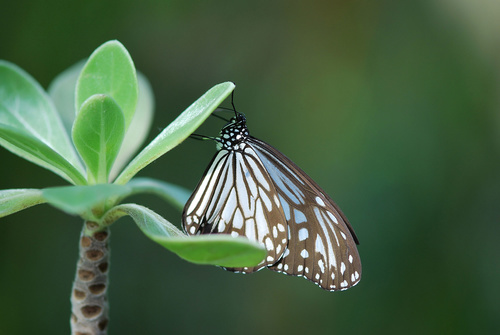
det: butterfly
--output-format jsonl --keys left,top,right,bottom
{"left": 182, "top": 110, "right": 361, "bottom": 291}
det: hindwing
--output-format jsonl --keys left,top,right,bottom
{"left": 249, "top": 137, "right": 361, "bottom": 291}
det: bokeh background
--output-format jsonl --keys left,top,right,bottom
{"left": 1, "top": 1, "right": 499, "bottom": 334}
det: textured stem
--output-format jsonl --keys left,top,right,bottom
{"left": 70, "top": 222, "right": 110, "bottom": 335}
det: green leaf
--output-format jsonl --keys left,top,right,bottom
{"left": 110, "top": 72, "right": 154, "bottom": 180}
{"left": 48, "top": 60, "right": 86, "bottom": 136}
{"left": 114, "top": 82, "right": 235, "bottom": 185}
{"left": 106, "top": 203, "right": 266, "bottom": 267}
{"left": 127, "top": 177, "right": 191, "bottom": 211}
{"left": 0, "top": 60, "right": 85, "bottom": 183}
{"left": 42, "top": 184, "right": 131, "bottom": 216}
{"left": 48, "top": 61, "right": 155, "bottom": 181}
{"left": 72, "top": 94, "right": 125, "bottom": 183}
{"left": 158, "top": 235, "right": 267, "bottom": 268}
{"left": 75, "top": 40, "right": 138, "bottom": 129}
{"left": 0, "top": 189, "right": 45, "bottom": 218}
{"left": 105, "top": 203, "right": 185, "bottom": 237}
{"left": 0, "top": 124, "right": 87, "bottom": 185}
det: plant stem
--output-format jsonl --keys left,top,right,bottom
{"left": 70, "top": 222, "right": 110, "bottom": 335}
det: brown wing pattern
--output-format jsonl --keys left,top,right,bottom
{"left": 248, "top": 137, "right": 361, "bottom": 291}
{"left": 182, "top": 111, "right": 361, "bottom": 291}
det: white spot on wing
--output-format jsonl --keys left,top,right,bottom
{"left": 326, "top": 211, "right": 338, "bottom": 224}
{"left": 318, "top": 259, "right": 325, "bottom": 273}
{"left": 298, "top": 228, "right": 309, "bottom": 241}
{"left": 275, "top": 244, "right": 282, "bottom": 255}
{"left": 265, "top": 237, "right": 274, "bottom": 251}
{"left": 315, "top": 196, "right": 325, "bottom": 206}
{"left": 273, "top": 226, "right": 278, "bottom": 238}
{"left": 294, "top": 209, "right": 306, "bottom": 223}
{"left": 274, "top": 194, "right": 280, "bottom": 208}
{"left": 233, "top": 209, "right": 244, "bottom": 229}
{"left": 300, "top": 249, "right": 309, "bottom": 258}
{"left": 245, "top": 218, "right": 256, "bottom": 241}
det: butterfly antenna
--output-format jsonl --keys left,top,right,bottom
{"left": 210, "top": 112, "right": 231, "bottom": 122}
{"left": 229, "top": 90, "right": 246, "bottom": 120}
{"left": 209, "top": 91, "right": 241, "bottom": 122}
{"left": 212, "top": 90, "right": 238, "bottom": 120}
{"left": 230, "top": 90, "right": 238, "bottom": 117}
{"left": 190, "top": 133, "right": 218, "bottom": 141}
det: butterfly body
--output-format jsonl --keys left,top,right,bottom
{"left": 183, "top": 112, "right": 361, "bottom": 291}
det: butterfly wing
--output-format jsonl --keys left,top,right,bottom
{"left": 248, "top": 137, "right": 362, "bottom": 291}
{"left": 182, "top": 146, "right": 289, "bottom": 273}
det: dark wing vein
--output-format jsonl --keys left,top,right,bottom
{"left": 248, "top": 136, "right": 361, "bottom": 291}
{"left": 183, "top": 146, "right": 288, "bottom": 273}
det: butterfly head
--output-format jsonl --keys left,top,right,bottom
{"left": 216, "top": 112, "right": 249, "bottom": 151}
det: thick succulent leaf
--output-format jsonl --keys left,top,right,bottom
{"left": 75, "top": 40, "right": 138, "bottom": 129}
{"left": 42, "top": 184, "right": 131, "bottom": 216}
{"left": 127, "top": 177, "right": 191, "bottom": 211}
{"left": 0, "top": 60, "right": 85, "bottom": 182}
{"left": 114, "top": 82, "right": 235, "bottom": 185}
{"left": 72, "top": 94, "right": 125, "bottom": 183}
{"left": 0, "top": 124, "right": 87, "bottom": 185}
{"left": 107, "top": 203, "right": 266, "bottom": 267}
{"left": 105, "top": 203, "right": 185, "bottom": 237}
{"left": 110, "top": 72, "right": 154, "bottom": 180}
{"left": 48, "top": 60, "right": 155, "bottom": 181}
{"left": 0, "top": 189, "right": 45, "bottom": 218}
{"left": 158, "top": 235, "right": 268, "bottom": 268}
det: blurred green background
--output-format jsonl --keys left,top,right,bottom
{"left": 1, "top": 0, "right": 499, "bottom": 334}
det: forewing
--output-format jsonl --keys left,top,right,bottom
{"left": 182, "top": 146, "right": 288, "bottom": 273}
{"left": 183, "top": 150, "right": 229, "bottom": 234}
{"left": 249, "top": 137, "right": 362, "bottom": 291}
